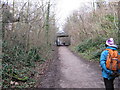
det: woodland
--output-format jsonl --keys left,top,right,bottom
{"left": 1, "top": 0, "right": 56, "bottom": 88}
{"left": 0, "top": 0, "right": 120, "bottom": 88}
{"left": 64, "top": 1, "right": 120, "bottom": 61}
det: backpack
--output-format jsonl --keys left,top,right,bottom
{"left": 105, "top": 49, "right": 120, "bottom": 71}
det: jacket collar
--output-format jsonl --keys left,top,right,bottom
{"left": 106, "top": 46, "right": 117, "bottom": 50}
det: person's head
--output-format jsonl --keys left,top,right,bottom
{"left": 105, "top": 38, "right": 118, "bottom": 48}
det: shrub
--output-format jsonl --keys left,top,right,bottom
{"left": 2, "top": 41, "right": 43, "bottom": 88}
{"left": 75, "top": 37, "right": 106, "bottom": 61}
{"left": 76, "top": 37, "right": 106, "bottom": 53}
{"left": 105, "top": 14, "right": 114, "bottom": 22}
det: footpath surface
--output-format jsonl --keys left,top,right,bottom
{"left": 39, "top": 46, "right": 119, "bottom": 88}
{"left": 58, "top": 47, "right": 104, "bottom": 88}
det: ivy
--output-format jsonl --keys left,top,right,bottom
{"left": 2, "top": 41, "right": 44, "bottom": 88}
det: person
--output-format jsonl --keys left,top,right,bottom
{"left": 100, "top": 38, "right": 120, "bottom": 90}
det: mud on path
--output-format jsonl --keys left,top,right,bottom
{"left": 38, "top": 46, "right": 119, "bottom": 88}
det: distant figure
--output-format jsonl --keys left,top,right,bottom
{"left": 100, "top": 38, "right": 120, "bottom": 90}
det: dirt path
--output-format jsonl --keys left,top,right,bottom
{"left": 58, "top": 47, "right": 104, "bottom": 88}
{"left": 39, "top": 46, "right": 119, "bottom": 88}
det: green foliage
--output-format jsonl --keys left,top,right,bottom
{"left": 76, "top": 37, "right": 105, "bottom": 53}
{"left": 76, "top": 39, "right": 92, "bottom": 53}
{"left": 105, "top": 14, "right": 114, "bottom": 22}
{"left": 76, "top": 37, "right": 106, "bottom": 61}
{"left": 1, "top": 1, "right": 56, "bottom": 88}
{"left": 101, "top": 23, "right": 112, "bottom": 29}
{"left": 2, "top": 41, "right": 44, "bottom": 88}
{"left": 101, "top": 14, "right": 118, "bottom": 30}
{"left": 91, "top": 44, "right": 105, "bottom": 60}
{"left": 28, "top": 48, "right": 41, "bottom": 62}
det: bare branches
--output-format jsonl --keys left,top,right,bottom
{"left": 2, "top": 0, "right": 57, "bottom": 88}
{"left": 64, "top": 1, "right": 119, "bottom": 46}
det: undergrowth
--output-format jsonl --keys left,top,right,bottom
{"left": 74, "top": 13, "right": 119, "bottom": 62}
{"left": 2, "top": 41, "right": 48, "bottom": 88}
{"left": 75, "top": 36, "right": 106, "bottom": 61}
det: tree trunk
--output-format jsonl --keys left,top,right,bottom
{"left": 26, "top": 0, "right": 30, "bottom": 51}
{"left": 79, "top": 15, "right": 87, "bottom": 36}
{"left": 46, "top": 1, "right": 50, "bottom": 45}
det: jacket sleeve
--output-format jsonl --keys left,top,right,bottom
{"left": 118, "top": 53, "right": 120, "bottom": 73}
{"left": 100, "top": 50, "right": 113, "bottom": 75}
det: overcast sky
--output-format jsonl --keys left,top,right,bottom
{"left": 55, "top": 0, "right": 94, "bottom": 31}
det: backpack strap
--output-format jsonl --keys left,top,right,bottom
{"left": 105, "top": 49, "right": 111, "bottom": 51}
{"left": 105, "top": 49, "right": 114, "bottom": 57}
{"left": 105, "top": 49, "right": 118, "bottom": 55}
{"left": 105, "top": 49, "right": 117, "bottom": 52}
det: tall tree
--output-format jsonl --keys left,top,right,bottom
{"left": 45, "top": 0, "right": 50, "bottom": 45}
